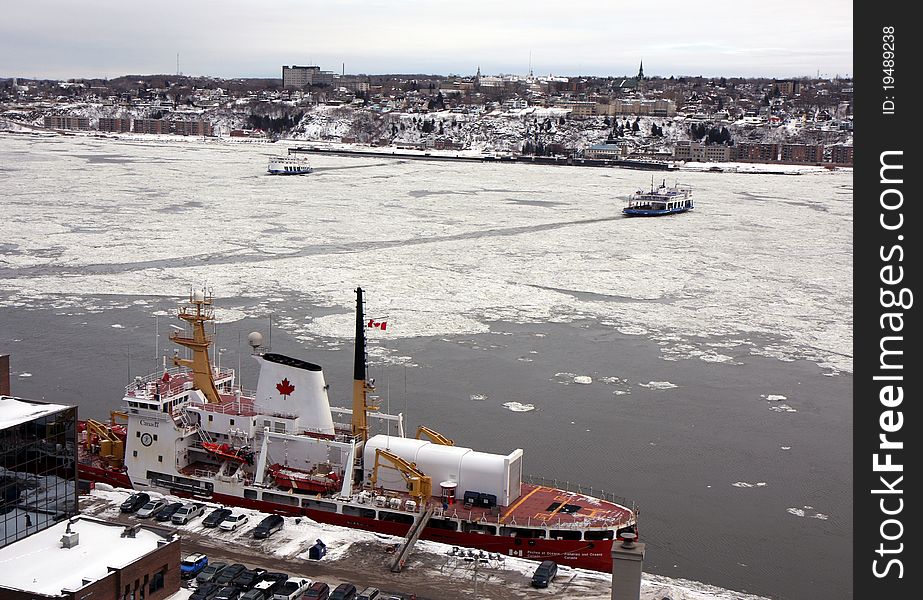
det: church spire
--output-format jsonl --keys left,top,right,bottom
{"left": 638, "top": 59, "right": 644, "bottom": 80}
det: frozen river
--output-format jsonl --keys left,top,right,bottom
{"left": 0, "top": 133, "right": 852, "bottom": 599}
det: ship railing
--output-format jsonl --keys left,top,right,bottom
{"left": 125, "top": 367, "right": 236, "bottom": 398}
{"left": 524, "top": 474, "right": 637, "bottom": 511}
{"left": 444, "top": 508, "right": 632, "bottom": 530}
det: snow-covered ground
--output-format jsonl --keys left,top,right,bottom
{"left": 0, "top": 133, "right": 852, "bottom": 373}
{"left": 84, "top": 485, "right": 771, "bottom": 600}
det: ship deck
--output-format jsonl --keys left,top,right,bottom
{"left": 385, "top": 482, "right": 634, "bottom": 530}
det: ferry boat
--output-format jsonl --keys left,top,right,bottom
{"left": 78, "top": 289, "right": 638, "bottom": 573}
{"left": 267, "top": 156, "right": 313, "bottom": 175}
{"left": 624, "top": 179, "right": 693, "bottom": 216}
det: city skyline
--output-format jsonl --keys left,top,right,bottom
{"left": 3, "top": 0, "right": 852, "bottom": 80}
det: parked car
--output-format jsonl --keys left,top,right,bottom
{"left": 329, "top": 583, "right": 357, "bottom": 600}
{"left": 303, "top": 582, "right": 329, "bottom": 600}
{"left": 272, "top": 578, "right": 312, "bottom": 600}
{"left": 154, "top": 501, "right": 184, "bottom": 522}
{"left": 240, "top": 590, "right": 268, "bottom": 600}
{"left": 190, "top": 583, "right": 221, "bottom": 600}
{"left": 135, "top": 498, "right": 168, "bottom": 519}
{"left": 214, "top": 563, "right": 248, "bottom": 586}
{"left": 180, "top": 553, "right": 209, "bottom": 579}
{"left": 119, "top": 492, "right": 150, "bottom": 513}
{"left": 531, "top": 560, "right": 558, "bottom": 588}
{"left": 232, "top": 568, "right": 266, "bottom": 590}
{"left": 253, "top": 514, "right": 284, "bottom": 539}
{"left": 195, "top": 562, "right": 228, "bottom": 585}
{"left": 172, "top": 502, "right": 206, "bottom": 525}
{"left": 357, "top": 587, "right": 380, "bottom": 600}
{"left": 219, "top": 513, "right": 250, "bottom": 531}
{"left": 253, "top": 573, "right": 288, "bottom": 596}
{"left": 203, "top": 507, "right": 233, "bottom": 528}
{"left": 214, "top": 586, "right": 243, "bottom": 600}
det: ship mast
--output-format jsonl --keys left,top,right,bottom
{"left": 352, "top": 287, "right": 378, "bottom": 443}
{"left": 170, "top": 289, "right": 222, "bottom": 404}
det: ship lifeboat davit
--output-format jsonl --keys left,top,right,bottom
{"left": 268, "top": 463, "right": 340, "bottom": 493}
{"left": 202, "top": 442, "right": 254, "bottom": 465}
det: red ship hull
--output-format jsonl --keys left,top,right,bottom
{"left": 209, "top": 491, "right": 615, "bottom": 573}
{"left": 76, "top": 464, "right": 615, "bottom": 573}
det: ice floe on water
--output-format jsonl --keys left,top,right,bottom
{"left": 18, "top": 372, "right": 32, "bottom": 378}
{"left": 762, "top": 394, "right": 797, "bottom": 413}
{"left": 0, "top": 137, "right": 853, "bottom": 374}
{"left": 573, "top": 375, "right": 592, "bottom": 384}
{"left": 787, "top": 506, "right": 829, "bottom": 520}
{"left": 639, "top": 381, "right": 678, "bottom": 390}
{"left": 469, "top": 393, "right": 487, "bottom": 401}
{"left": 110, "top": 323, "right": 123, "bottom": 328}
{"left": 732, "top": 481, "right": 768, "bottom": 488}
{"left": 502, "top": 402, "right": 535, "bottom": 412}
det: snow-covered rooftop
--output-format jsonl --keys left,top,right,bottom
{"left": 0, "top": 516, "right": 176, "bottom": 595}
{"left": 0, "top": 396, "right": 71, "bottom": 429}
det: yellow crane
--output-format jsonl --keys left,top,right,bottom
{"left": 371, "top": 448, "right": 432, "bottom": 506}
{"left": 414, "top": 425, "right": 454, "bottom": 446}
{"left": 84, "top": 419, "right": 125, "bottom": 468}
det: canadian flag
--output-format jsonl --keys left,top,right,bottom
{"left": 367, "top": 318, "right": 388, "bottom": 331}
{"left": 161, "top": 370, "right": 171, "bottom": 383}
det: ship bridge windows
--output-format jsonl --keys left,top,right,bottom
{"left": 584, "top": 529, "right": 615, "bottom": 541}
{"left": 550, "top": 529, "right": 582, "bottom": 540}
{"left": 546, "top": 502, "right": 582, "bottom": 514}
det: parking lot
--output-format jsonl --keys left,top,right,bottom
{"left": 80, "top": 487, "right": 626, "bottom": 600}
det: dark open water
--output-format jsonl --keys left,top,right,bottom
{"left": 1, "top": 292, "right": 852, "bottom": 600}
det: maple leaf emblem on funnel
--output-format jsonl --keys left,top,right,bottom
{"left": 276, "top": 378, "right": 295, "bottom": 399}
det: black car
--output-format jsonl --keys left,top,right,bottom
{"left": 531, "top": 560, "right": 558, "bottom": 588}
{"left": 329, "top": 583, "right": 357, "bottom": 600}
{"left": 252, "top": 514, "right": 284, "bottom": 539}
{"left": 195, "top": 561, "right": 228, "bottom": 585}
{"left": 231, "top": 568, "right": 265, "bottom": 591}
{"left": 202, "top": 507, "right": 233, "bottom": 528}
{"left": 214, "top": 586, "right": 242, "bottom": 600}
{"left": 154, "top": 501, "right": 184, "bottom": 522}
{"left": 119, "top": 492, "right": 150, "bottom": 513}
{"left": 190, "top": 583, "right": 221, "bottom": 600}
{"left": 214, "top": 563, "right": 247, "bottom": 586}
{"left": 240, "top": 590, "right": 267, "bottom": 600}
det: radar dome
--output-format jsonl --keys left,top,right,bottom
{"left": 193, "top": 290, "right": 205, "bottom": 302}
{"left": 247, "top": 331, "right": 264, "bottom": 349}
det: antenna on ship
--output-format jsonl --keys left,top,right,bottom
{"left": 352, "top": 287, "right": 379, "bottom": 447}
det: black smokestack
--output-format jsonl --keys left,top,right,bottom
{"left": 354, "top": 287, "right": 366, "bottom": 381}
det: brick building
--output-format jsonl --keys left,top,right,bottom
{"left": 829, "top": 145, "right": 854, "bottom": 165}
{"left": 733, "top": 143, "right": 780, "bottom": 162}
{"left": 780, "top": 144, "right": 824, "bottom": 163}
{"left": 282, "top": 65, "right": 334, "bottom": 88}
{"left": 0, "top": 516, "right": 180, "bottom": 600}
{"left": 132, "top": 119, "right": 169, "bottom": 134}
{"left": 172, "top": 120, "right": 214, "bottom": 136}
{"left": 43, "top": 116, "right": 90, "bottom": 130}
{"left": 99, "top": 118, "right": 132, "bottom": 133}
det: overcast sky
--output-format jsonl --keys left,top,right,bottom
{"left": 2, "top": 0, "right": 852, "bottom": 80}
